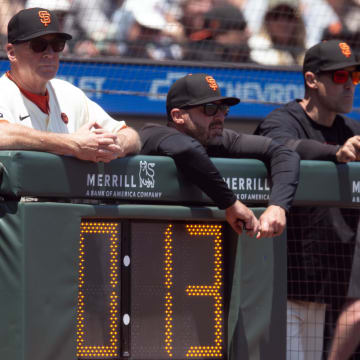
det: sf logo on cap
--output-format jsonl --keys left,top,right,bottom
{"left": 339, "top": 42, "right": 351, "bottom": 58}
{"left": 38, "top": 10, "right": 51, "bottom": 27}
{"left": 205, "top": 76, "right": 218, "bottom": 91}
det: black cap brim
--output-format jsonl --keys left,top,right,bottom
{"left": 187, "top": 95, "right": 240, "bottom": 107}
{"left": 15, "top": 30, "right": 72, "bottom": 42}
{"left": 320, "top": 61, "right": 360, "bottom": 72}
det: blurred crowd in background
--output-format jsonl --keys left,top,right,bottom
{"left": 2, "top": 0, "right": 360, "bottom": 66}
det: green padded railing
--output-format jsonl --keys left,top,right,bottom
{"left": 0, "top": 150, "right": 359, "bottom": 207}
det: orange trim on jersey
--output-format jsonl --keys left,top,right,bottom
{"left": 6, "top": 71, "right": 50, "bottom": 114}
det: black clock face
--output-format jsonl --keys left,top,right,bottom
{"left": 77, "top": 221, "right": 121, "bottom": 358}
{"left": 76, "top": 220, "right": 226, "bottom": 360}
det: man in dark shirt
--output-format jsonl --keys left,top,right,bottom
{"left": 255, "top": 39, "right": 360, "bottom": 360}
{"left": 140, "top": 73, "right": 300, "bottom": 239}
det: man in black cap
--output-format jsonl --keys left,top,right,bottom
{"left": 140, "top": 73, "right": 300, "bottom": 237}
{"left": 183, "top": 4, "right": 252, "bottom": 63}
{"left": 255, "top": 39, "right": 360, "bottom": 359}
{"left": 0, "top": 7, "right": 140, "bottom": 162}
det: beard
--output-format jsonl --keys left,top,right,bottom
{"left": 184, "top": 112, "right": 224, "bottom": 145}
{"left": 208, "top": 121, "right": 223, "bottom": 136}
{"left": 205, "top": 121, "right": 224, "bottom": 146}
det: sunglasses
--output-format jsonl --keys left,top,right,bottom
{"left": 329, "top": 70, "right": 360, "bottom": 85}
{"left": 28, "top": 37, "right": 66, "bottom": 53}
{"left": 184, "top": 102, "right": 229, "bottom": 116}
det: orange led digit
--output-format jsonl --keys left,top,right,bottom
{"left": 76, "top": 221, "right": 120, "bottom": 358}
{"left": 76, "top": 220, "right": 225, "bottom": 359}
{"left": 185, "top": 224, "right": 223, "bottom": 358}
{"left": 164, "top": 224, "right": 174, "bottom": 357}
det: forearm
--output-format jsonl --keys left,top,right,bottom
{"left": 257, "top": 117, "right": 339, "bottom": 161}
{"left": 143, "top": 128, "right": 237, "bottom": 209}
{"left": 117, "top": 126, "right": 141, "bottom": 155}
{"left": 0, "top": 122, "right": 76, "bottom": 155}
{"left": 220, "top": 132, "right": 299, "bottom": 211}
{"left": 290, "top": 138, "right": 338, "bottom": 161}
{"left": 265, "top": 141, "right": 300, "bottom": 212}
{"left": 172, "top": 146, "right": 237, "bottom": 209}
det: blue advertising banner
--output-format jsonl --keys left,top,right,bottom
{"left": 1, "top": 59, "right": 360, "bottom": 120}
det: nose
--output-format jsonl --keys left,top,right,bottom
{"left": 43, "top": 44, "right": 55, "bottom": 56}
{"left": 345, "top": 79, "right": 355, "bottom": 93}
{"left": 44, "top": 48, "right": 53, "bottom": 54}
{"left": 214, "top": 111, "right": 226, "bottom": 122}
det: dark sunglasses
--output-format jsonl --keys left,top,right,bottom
{"left": 202, "top": 102, "right": 229, "bottom": 116}
{"left": 184, "top": 102, "right": 229, "bottom": 116}
{"left": 328, "top": 70, "right": 360, "bottom": 85}
{"left": 28, "top": 37, "right": 66, "bottom": 53}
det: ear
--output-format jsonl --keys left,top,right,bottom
{"left": 304, "top": 71, "right": 318, "bottom": 89}
{"left": 170, "top": 108, "right": 185, "bottom": 125}
{"left": 6, "top": 43, "right": 16, "bottom": 62}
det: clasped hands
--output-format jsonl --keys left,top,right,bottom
{"left": 71, "top": 121, "right": 125, "bottom": 162}
{"left": 225, "top": 201, "right": 286, "bottom": 239}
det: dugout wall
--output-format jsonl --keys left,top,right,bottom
{"left": 1, "top": 151, "right": 359, "bottom": 360}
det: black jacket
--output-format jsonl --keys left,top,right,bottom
{"left": 256, "top": 99, "right": 360, "bottom": 303}
{"left": 140, "top": 123, "right": 300, "bottom": 212}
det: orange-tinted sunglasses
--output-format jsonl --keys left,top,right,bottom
{"left": 331, "top": 70, "right": 360, "bottom": 85}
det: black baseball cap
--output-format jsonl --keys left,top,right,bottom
{"left": 8, "top": 7, "right": 72, "bottom": 44}
{"left": 166, "top": 73, "right": 239, "bottom": 115}
{"left": 303, "top": 39, "right": 360, "bottom": 73}
{"left": 204, "top": 4, "right": 247, "bottom": 33}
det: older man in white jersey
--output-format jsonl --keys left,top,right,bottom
{"left": 0, "top": 7, "right": 140, "bottom": 162}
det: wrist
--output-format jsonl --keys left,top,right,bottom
{"left": 60, "top": 133, "right": 78, "bottom": 157}
{"left": 268, "top": 203, "right": 287, "bottom": 214}
{"left": 224, "top": 197, "right": 238, "bottom": 211}
{"left": 335, "top": 144, "right": 342, "bottom": 162}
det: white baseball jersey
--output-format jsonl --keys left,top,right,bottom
{"left": 0, "top": 74, "right": 126, "bottom": 133}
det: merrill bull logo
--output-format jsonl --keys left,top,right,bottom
{"left": 85, "top": 160, "right": 162, "bottom": 199}
{"left": 139, "top": 160, "right": 155, "bottom": 188}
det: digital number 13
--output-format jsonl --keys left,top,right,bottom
{"left": 164, "top": 224, "right": 224, "bottom": 358}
